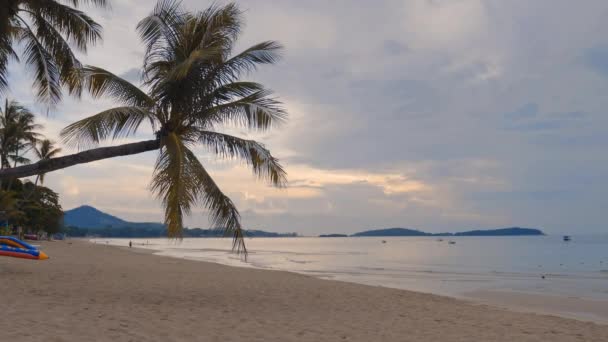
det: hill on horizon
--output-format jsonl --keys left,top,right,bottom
{"left": 63, "top": 205, "right": 297, "bottom": 238}
{"left": 64, "top": 205, "right": 164, "bottom": 229}
{"left": 351, "top": 227, "right": 544, "bottom": 237}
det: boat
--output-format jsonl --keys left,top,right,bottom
{"left": 563, "top": 235, "right": 571, "bottom": 242}
{"left": 448, "top": 241, "right": 456, "bottom": 245}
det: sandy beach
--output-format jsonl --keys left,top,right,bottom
{"left": 1, "top": 240, "right": 606, "bottom": 342}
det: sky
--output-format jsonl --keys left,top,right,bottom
{"left": 5, "top": 0, "right": 608, "bottom": 235}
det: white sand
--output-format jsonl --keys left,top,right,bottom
{"left": 1, "top": 240, "right": 606, "bottom": 341}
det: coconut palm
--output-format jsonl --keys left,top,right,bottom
{"left": 0, "top": 99, "right": 42, "bottom": 170}
{"left": 0, "top": 0, "right": 108, "bottom": 104}
{"left": 33, "top": 139, "right": 61, "bottom": 185}
{"left": 3, "top": 1, "right": 288, "bottom": 253}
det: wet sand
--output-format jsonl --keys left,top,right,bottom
{"left": 1, "top": 240, "right": 606, "bottom": 341}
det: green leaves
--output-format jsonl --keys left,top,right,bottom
{"left": 61, "top": 106, "right": 153, "bottom": 149}
{"left": 59, "top": 1, "right": 288, "bottom": 256}
{"left": 25, "top": 0, "right": 103, "bottom": 52}
{"left": 31, "top": 13, "right": 82, "bottom": 95}
{"left": 137, "top": 0, "right": 185, "bottom": 61}
{"left": 151, "top": 132, "right": 195, "bottom": 238}
{"left": 0, "top": 99, "right": 43, "bottom": 170}
{"left": 199, "top": 131, "right": 287, "bottom": 187}
{"left": 205, "top": 88, "right": 287, "bottom": 130}
{"left": 78, "top": 66, "right": 154, "bottom": 107}
{"left": 19, "top": 27, "right": 62, "bottom": 105}
{"left": 0, "top": 0, "right": 106, "bottom": 104}
{"left": 33, "top": 139, "right": 61, "bottom": 185}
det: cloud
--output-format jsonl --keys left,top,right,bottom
{"left": 5, "top": 0, "right": 608, "bottom": 235}
{"left": 582, "top": 46, "right": 608, "bottom": 78}
{"left": 383, "top": 40, "right": 409, "bottom": 56}
{"left": 119, "top": 68, "right": 142, "bottom": 84}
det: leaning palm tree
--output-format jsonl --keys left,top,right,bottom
{"left": 55, "top": 1, "right": 286, "bottom": 254}
{"left": 33, "top": 139, "right": 61, "bottom": 185}
{"left": 0, "top": 0, "right": 108, "bottom": 104}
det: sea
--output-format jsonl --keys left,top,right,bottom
{"left": 92, "top": 235, "right": 608, "bottom": 303}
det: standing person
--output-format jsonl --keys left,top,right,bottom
{"left": 129, "top": 241, "right": 132, "bottom": 248}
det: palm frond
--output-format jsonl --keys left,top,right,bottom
{"left": 8, "top": 154, "right": 30, "bottom": 166}
{"left": 163, "top": 46, "right": 224, "bottom": 82}
{"left": 25, "top": 0, "right": 103, "bottom": 51}
{"left": 79, "top": 66, "right": 153, "bottom": 107}
{"left": 34, "top": 139, "right": 62, "bottom": 160}
{"left": 189, "top": 3, "right": 241, "bottom": 55}
{"left": 61, "top": 106, "right": 153, "bottom": 149}
{"left": 18, "top": 24, "right": 62, "bottom": 105}
{"left": 0, "top": 30, "right": 19, "bottom": 95}
{"left": 31, "top": 14, "right": 83, "bottom": 94}
{"left": 62, "top": 0, "right": 110, "bottom": 8}
{"left": 199, "top": 130, "right": 286, "bottom": 187}
{"left": 185, "top": 147, "right": 247, "bottom": 255}
{"left": 205, "top": 89, "right": 287, "bottom": 130}
{"left": 151, "top": 132, "right": 196, "bottom": 238}
{"left": 213, "top": 41, "right": 283, "bottom": 84}
{"left": 137, "top": 0, "right": 185, "bottom": 62}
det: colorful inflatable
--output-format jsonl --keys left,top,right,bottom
{"left": 0, "top": 236, "right": 49, "bottom": 260}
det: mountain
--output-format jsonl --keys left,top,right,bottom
{"left": 64, "top": 205, "right": 129, "bottom": 228}
{"left": 351, "top": 228, "right": 429, "bottom": 237}
{"left": 454, "top": 227, "right": 544, "bottom": 236}
{"left": 63, "top": 205, "right": 296, "bottom": 238}
{"left": 351, "top": 227, "right": 544, "bottom": 237}
{"left": 64, "top": 205, "right": 165, "bottom": 230}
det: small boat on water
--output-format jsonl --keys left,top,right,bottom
{"left": 448, "top": 241, "right": 456, "bottom": 245}
{"left": 563, "top": 235, "right": 571, "bottom": 242}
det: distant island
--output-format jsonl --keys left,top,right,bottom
{"left": 63, "top": 205, "right": 297, "bottom": 238}
{"left": 64, "top": 205, "right": 544, "bottom": 238}
{"left": 351, "top": 227, "right": 544, "bottom": 237}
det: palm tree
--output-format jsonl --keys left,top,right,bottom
{"left": 0, "top": 0, "right": 108, "bottom": 104}
{"left": 33, "top": 139, "right": 61, "bottom": 185}
{"left": 1, "top": 1, "right": 288, "bottom": 254}
{"left": 0, "top": 99, "right": 42, "bottom": 170}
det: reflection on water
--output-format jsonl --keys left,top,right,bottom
{"left": 93, "top": 236, "right": 608, "bottom": 300}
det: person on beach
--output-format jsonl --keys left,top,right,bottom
{"left": 129, "top": 241, "right": 132, "bottom": 248}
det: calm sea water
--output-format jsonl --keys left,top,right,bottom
{"left": 93, "top": 236, "right": 608, "bottom": 300}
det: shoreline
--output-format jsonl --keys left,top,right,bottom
{"left": 1, "top": 239, "right": 607, "bottom": 341}
{"left": 96, "top": 237, "right": 608, "bottom": 325}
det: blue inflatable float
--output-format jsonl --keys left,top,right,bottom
{"left": 0, "top": 236, "right": 49, "bottom": 260}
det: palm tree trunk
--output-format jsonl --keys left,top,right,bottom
{"left": 0, "top": 139, "right": 160, "bottom": 180}
{"left": 6, "top": 148, "right": 19, "bottom": 190}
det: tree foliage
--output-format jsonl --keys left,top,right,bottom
{"left": 0, "top": 179, "right": 63, "bottom": 237}
{"left": 59, "top": 1, "right": 287, "bottom": 255}
{"left": 0, "top": 99, "right": 42, "bottom": 170}
{"left": 0, "top": 0, "right": 108, "bottom": 104}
